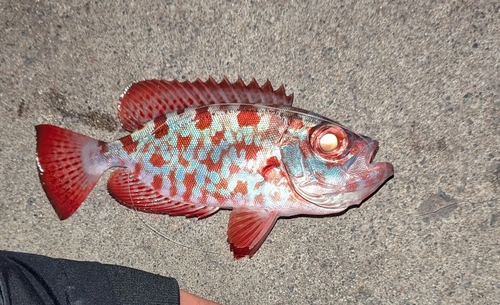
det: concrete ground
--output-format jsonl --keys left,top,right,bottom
{"left": 1, "top": 1, "right": 499, "bottom": 304}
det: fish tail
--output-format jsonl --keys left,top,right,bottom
{"left": 35, "top": 125, "right": 110, "bottom": 220}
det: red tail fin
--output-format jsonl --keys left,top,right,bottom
{"left": 35, "top": 125, "right": 109, "bottom": 220}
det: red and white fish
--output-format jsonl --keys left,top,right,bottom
{"left": 36, "top": 77, "right": 394, "bottom": 258}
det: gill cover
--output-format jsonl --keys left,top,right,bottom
{"left": 280, "top": 121, "right": 389, "bottom": 209}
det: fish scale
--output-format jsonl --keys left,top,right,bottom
{"left": 107, "top": 104, "right": 291, "bottom": 209}
{"left": 35, "top": 77, "right": 394, "bottom": 258}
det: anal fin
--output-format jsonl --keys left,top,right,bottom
{"left": 227, "top": 208, "right": 278, "bottom": 259}
{"left": 107, "top": 169, "right": 218, "bottom": 219}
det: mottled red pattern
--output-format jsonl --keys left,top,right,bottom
{"left": 211, "top": 130, "right": 225, "bottom": 145}
{"left": 243, "top": 142, "right": 260, "bottom": 160}
{"left": 177, "top": 135, "right": 192, "bottom": 150}
{"left": 229, "top": 164, "right": 240, "bottom": 174}
{"left": 150, "top": 153, "right": 167, "bottom": 168}
{"left": 119, "top": 135, "right": 139, "bottom": 154}
{"left": 194, "top": 108, "right": 213, "bottom": 130}
{"left": 289, "top": 118, "right": 304, "bottom": 129}
{"left": 153, "top": 116, "right": 169, "bottom": 139}
{"left": 261, "top": 156, "right": 281, "bottom": 178}
{"left": 237, "top": 107, "right": 260, "bottom": 127}
{"left": 167, "top": 170, "right": 177, "bottom": 197}
{"left": 234, "top": 181, "right": 248, "bottom": 194}
{"left": 199, "top": 153, "right": 224, "bottom": 170}
{"left": 152, "top": 175, "right": 163, "bottom": 191}
{"left": 182, "top": 171, "right": 197, "bottom": 201}
{"left": 134, "top": 163, "right": 142, "bottom": 175}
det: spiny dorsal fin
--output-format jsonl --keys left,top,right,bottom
{"left": 118, "top": 77, "right": 294, "bottom": 131}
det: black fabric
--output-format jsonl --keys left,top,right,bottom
{"left": 0, "top": 250, "right": 179, "bottom": 305}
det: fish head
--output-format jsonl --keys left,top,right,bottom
{"left": 280, "top": 113, "right": 394, "bottom": 211}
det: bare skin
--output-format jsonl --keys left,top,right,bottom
{"left": 180, "top": 290, "right": 221, "bottom": 305}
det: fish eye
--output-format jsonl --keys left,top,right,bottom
{"left": 319, "top": 133, "right": 338, "bottom": 152}
{"left": 310, "top": 125, "right": 348, "bottom": 159}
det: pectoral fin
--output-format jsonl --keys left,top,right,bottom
{"left": 227, "top": 208, "right": 278, "bottom": 259}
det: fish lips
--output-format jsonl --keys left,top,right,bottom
{"left": 365, "top": 140, "right": 394, "bottom": 182}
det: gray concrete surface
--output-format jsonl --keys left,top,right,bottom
{"left": 1, "top": 1, "right": 499, "bottom": 304}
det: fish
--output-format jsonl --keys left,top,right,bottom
{"left": 35, "top": 77, "right": 394, "bottom": 259}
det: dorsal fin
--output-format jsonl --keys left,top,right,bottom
{"left": 118, "top": 77, "right": 294, "bottom": 131}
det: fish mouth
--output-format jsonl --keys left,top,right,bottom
{"left": 365, "top": 140, "right": 394, "bottom": 183}
{"left": 368, "top": 140, "right": 379, "bottom": 164}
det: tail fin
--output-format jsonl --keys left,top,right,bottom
{"left": 35, "top": 125, "right": 109, "bottom": 220}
